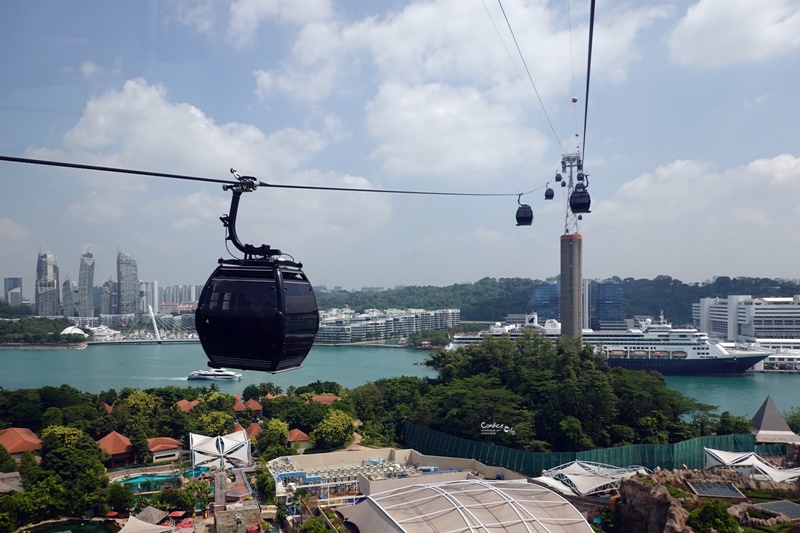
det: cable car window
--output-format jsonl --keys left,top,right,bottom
{"left": 284, "top": 281, "right": 317, "bottom": 314}
{"left": 206, "top": 279, "right": 277, "bottom": 316}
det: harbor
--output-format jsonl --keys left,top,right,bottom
{"left": 0, "top": 342, "right": 797, "bottom": 418}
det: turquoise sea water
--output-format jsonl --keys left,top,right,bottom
{"left": 0, "top": 343, "right": 436, "bottom": 394}
{"left": 0, "top": 343, "right": 797, "bottom": 417}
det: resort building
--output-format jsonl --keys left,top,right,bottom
{"left": 316, "top": 308, "right": 460, "bottom": 344}
{"left": 0, "top": 427, "right": 42, "bottom": 457}
{"left": 147, "top": 437, "right": 184, "bottom": 463}
{"left": 98, "top": 430, "right": 134, "bottom": 468}
{"left": 267, "top": 448, "right": 591, "bottom": 532}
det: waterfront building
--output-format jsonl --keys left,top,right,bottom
{"left": 3, "top": 277, "right": 22, "bottom": 304}
{"left": 35, "top": 247, "right": 60, "bottom": 316}
{"left": 693, "top": 294, "right": 800, "bottom": 350}
{"left": 139, "top": 280, "right": 158, "bottom": 314}
{"left": 117, "top": 249, "right": 139, "bottom": 314}
{"left": 77, "top": 246, "right": 95, "bottom": 317}
{"left": 531, "top": 282, "right": 559, "bottom": 320}
{"left": 316, "top": 308, "right": 460, "bottom": 344}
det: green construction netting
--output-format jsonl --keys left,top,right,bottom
{"left": 402, "top": 423, "right": 757, "bottom": 474}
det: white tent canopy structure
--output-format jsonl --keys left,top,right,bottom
{"left": 704, "top": 448, "right": 800, "bottom": 483}
{"left": 120, "top": 517, "right": 174, "bottom": 533}
{"left": 535, "top": 461, "right": 650, "bottom": 497}
{"left": 190, "top": 430, "right": 251, "bottom": 470}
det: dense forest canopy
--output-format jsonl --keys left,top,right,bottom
{"left": 317, "top": 275, "right": 800, "bottom": 323}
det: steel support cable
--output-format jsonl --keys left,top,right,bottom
{"left": 496, "top": 0, "right": 563, "bottom": 149}
{"left": 581, "top": 0, "right": 596, "bottom": 160}
{"left": 1, "top": 154, "right": 548, "bottom": 199}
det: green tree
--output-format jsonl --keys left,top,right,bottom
{"left": 0, "top": 446, "right": 15, "bottom": 473}
{"left": 784, "top": 406, "right": 800, "bottom": 434}
{"left": 107, "top": 482, "right": 136, "bottom": 513}
{"left": 309, "top": 410, "right": 353, "bottom": 451}
{"left": 298, "top": 515, "right": 328, "bottom": 533}
{"left": 191, "top": 412, "right": 235, "bottom": 436}
{"left": 716, "top": 411, "right": 752, "bottom": 435}
{"left": 686, "top": 499, "right": 739, "bottom": 533}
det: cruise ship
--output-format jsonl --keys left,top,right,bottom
{"left": 446, "top": 314, "right": 771, "bottom": 376}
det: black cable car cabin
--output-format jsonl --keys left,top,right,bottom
{"left": 569, "top": 183, "right": 591, "bottom": 214}
{"left": 195, "top": 171, "right": 319, "bottom": 373}
{"left": 516, "top": 203, "right": 533, "bottom": 226}
{"left": 196, "top": 259, "right": 319, "bottom": 373}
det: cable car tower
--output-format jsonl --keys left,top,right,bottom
{"left": 558, "top": 150, "right": 591, "bottom": 340}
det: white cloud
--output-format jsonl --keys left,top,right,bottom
{"left": 669, "top": 0, "right": 800, "bottom": 70}
{"left": 228, "top": 0, "right": 333, "bottom": 48}
{"left": 0, "top": 217, "right": 32, "bottom": 241}
{"left": 366, "top": 82, "right": 548, "bottom": 180}
{"left": 81, "top": 59, "right": 122, "bottom": 80}
{"left": 584, "top": 155, "right": 800, "bottom": 280}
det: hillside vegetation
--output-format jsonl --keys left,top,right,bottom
{"left": 317, "top": 275, "right": 800, "bottom": 323}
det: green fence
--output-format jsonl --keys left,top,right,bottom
{"left": 402, "top": 422, "right": 758, "bottom": 474}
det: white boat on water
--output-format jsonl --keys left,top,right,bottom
{"left": 446, "top": 313, "right": 771, "bottom": 376}
{"left": 187, "top": 368, "right": 243, "bottom": 380}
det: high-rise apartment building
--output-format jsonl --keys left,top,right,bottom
{"left": 117, "top": 249, "right": 139, "bottom": 314}
{"left": 35, "top": 248, "right": 60, "bottom": 316}
{"left": 139, "top": 280, "right": 158, "bottom": 314}
{"left": 99, "top": 274, "right": 117, "bottom": 315}
{"left": 77, "top": 246, "right": 95, "bottom": 317}
{"left": 62, "top": 278, "right": 78, "bottom": 317}
{"left": 3, "top": 277, "right": 22, "bottom": 305}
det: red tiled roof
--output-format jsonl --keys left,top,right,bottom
{"left": 288, "top": 428, "right": 309, "bottom": 442}
{"left": 232, "top": 398, "right": 246, "bottom": 412}
{"left": 147, "top": 437, "right": 183, "bottom": 453}
{"left": 245, "top": 424, "right": 262, "bottom": 439}
{"left": 174, "top": 399, "right": 199, "bottom": 412}
{"left": 233, "top": 423, "right": 245, "bottom": 433}
{"left": 244, "top": 398, "right": 263, "bottom": 411}
{"left": 0, "top": 427, "right": 42, "bottom": 454}
{"left": 265, "top": 393, "right": 287, "bottom": 400}
{"left": 98, "top": 431, "right": 133, "bottom": 456}
{"left": 307, "top": 395, "right": 341, "bottom": 405}
{"left": 103, "top": 402, "right": 114, "bottom": 414}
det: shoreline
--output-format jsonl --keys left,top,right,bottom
{"left": 0, "top": 343, "right": 87, "bottom": 350}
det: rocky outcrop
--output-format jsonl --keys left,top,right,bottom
{"left": 617, "top": 479, "right": 691, "bottom": 533}
{"left": 616, "top": 468, "right": 800, "bottom": 533}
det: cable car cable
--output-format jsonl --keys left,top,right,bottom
{"left": 495, "top": 0, "right": 563, "bottom": 149}
{"left": 581, "top": 0, "right": 596, "bottom": 160}
{"left": 0, "top": 154, "right": 546, "bottom": 199}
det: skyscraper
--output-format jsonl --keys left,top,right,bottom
{"left": 35, "top": 248, "right": 60, "bottom": 316}
{"left": 117, "top": 249, "right": 139, "bottom": 314}
{"left": 62, "top": 278, "right": 78, "bottom": 317}
{"left": 77, "top": 246, "right": 95, "bottom": 317}
{"left": 100, "top": 274, "right": 117, "bottom": 315}
{"left": 3, "top": 277, "right": 22, "bottom": 305}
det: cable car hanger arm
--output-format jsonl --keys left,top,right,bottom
{"left": 221, "top": 169, "right": 280, "bottom": 259}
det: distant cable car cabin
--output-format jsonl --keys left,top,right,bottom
{"left": 544, "top": 186, "right": 554, "bottom": 200}
{"left": 195, "top": 171, "right": 319, "bottom": 373}
{"left": 515, "top": 194, "right": 533, "bottom": 226}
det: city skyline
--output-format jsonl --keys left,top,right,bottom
{"left": 2, "top": 1, "right": 799, "bottom": 294}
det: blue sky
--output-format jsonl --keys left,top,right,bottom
{"left": 1, "top": 0, "right": 799, "bottom": 297}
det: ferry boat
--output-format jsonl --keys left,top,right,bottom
{"left": 446, "top": 313, "right": 771, "bottom": 376}
{"left": 187, "top": 368, "right": 243, "bottom": 380}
